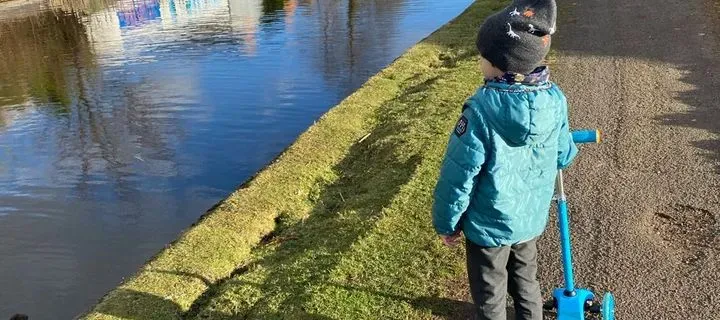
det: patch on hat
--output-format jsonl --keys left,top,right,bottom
{"left": 506, "top": 23, "right": 520, "bottom": 40}
{"left": 455, "top": 116, "right": 468, "bottom": 137}
{"left": 542, "top": 35, "right": 551, "bottom": 47}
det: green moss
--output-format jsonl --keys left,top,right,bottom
{"left": 83, "top": 1, "right": 510, "bottom": 319}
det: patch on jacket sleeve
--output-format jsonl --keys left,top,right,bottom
{"left": 455, "top": 115, "right": 468, "bottom": 137}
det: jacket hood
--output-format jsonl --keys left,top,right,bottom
{"left": 475, "top": 83, "right": 559, "bottom": 147}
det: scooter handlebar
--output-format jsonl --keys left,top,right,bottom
{"left": 571, "top": 129, "right": 601, "bottom": 144}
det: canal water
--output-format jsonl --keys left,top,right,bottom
{"left": 0, "top": 0, "right": 472, "bottom": 318}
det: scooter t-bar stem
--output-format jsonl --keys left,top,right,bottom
{"left": 555, "top": 130, "right": 601, "bottom": 295}
{"left": 556, "top": 171, "right": 575, "bottom": 294}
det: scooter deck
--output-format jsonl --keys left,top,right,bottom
{"left": 552, "top": 288, "right": 595, "bottom": 320}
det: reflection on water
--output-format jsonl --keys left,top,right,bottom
{"left": 116, "top": 0, "right": 161, "bottom": 27}
{"left": 0, "top": 0, "right": 472, "bottom": 318}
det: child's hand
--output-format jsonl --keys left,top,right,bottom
{"left": 440, "top": 230, "right": 463, "bottom": 247}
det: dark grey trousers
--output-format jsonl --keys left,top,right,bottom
{"left": 466, "top": 238, "right": 543, "bottom": 320}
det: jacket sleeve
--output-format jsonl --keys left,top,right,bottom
{"left": 557, "top": 96, "right": 578, "bottom": 169}
{"left": 432, "top": 105, "right": 487, "bottom": 235}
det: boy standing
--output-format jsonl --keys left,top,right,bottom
{"left": 431, "top": 1, "right": 577, "bottom": 319}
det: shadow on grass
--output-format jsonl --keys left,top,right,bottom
{"left": 93, "top": 289, "right": 183, "bottom": 319}
{"left": 91, "top": 288, "right": 224, "bottom": 320}
{"left": 182, "top": 74, "right": 458, "bottom": 318}
{"left": 323, "top": 283, "right": 559, "bottom": 320}
{"left": 325, "top": 283, "right": 476, "bottom": 319}
{"left": 93, "top": 287, "right": 237, "bottom": 320}
{"left": 213, "top": 105, "right": 421, "bottom": 317}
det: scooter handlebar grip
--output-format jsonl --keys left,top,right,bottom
{"left": 571, "top": 129, "right": 601, "bottom": 144}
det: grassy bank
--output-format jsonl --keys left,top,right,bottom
{"left": 83, "top": 1, "right": 508, "bottom": 319}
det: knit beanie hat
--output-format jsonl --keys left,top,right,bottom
{"left": 476, "top": 0, "right": 557, "bottom": 74}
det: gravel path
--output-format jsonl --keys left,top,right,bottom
{"left": 536, "top": 0, "right": 720, "bottom": 318}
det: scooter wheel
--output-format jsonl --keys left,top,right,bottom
{"left": 602, "top": 292, "right": 615, "bottom": 320}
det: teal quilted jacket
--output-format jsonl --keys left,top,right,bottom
{"left": 432, "top": 80, "right": 578, "bottom": 247}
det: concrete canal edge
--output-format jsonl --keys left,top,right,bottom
{"left": 81, "top": 1, "right": 508, "bottom": 319}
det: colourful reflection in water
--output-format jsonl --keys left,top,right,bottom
{"left": 117, "top": 0, "right": 162, "bottom": 27}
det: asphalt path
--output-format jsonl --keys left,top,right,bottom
{"left": 537, "top": 0, "right": 720, "bottom": 318}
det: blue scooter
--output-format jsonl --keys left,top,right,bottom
{"left": 543, "top": 130, "right": 615, "bottom": 320}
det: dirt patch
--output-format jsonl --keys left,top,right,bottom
{"left": 653, "top": 204, "right": 719, "bottom": 266}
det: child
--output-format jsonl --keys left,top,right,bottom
{"left": 431, "top": 1, "right": 577, "bottom": 319}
